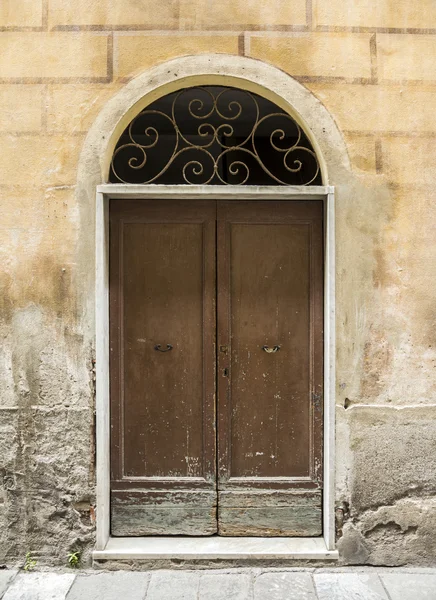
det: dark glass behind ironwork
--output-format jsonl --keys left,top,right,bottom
{"left": 110, "top": 86, "right": 321, "bottom": 186}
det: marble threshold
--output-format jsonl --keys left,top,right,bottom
{"left": 93, "top": 536, "right": 338, "bottom": 561}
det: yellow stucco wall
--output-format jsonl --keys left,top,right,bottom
{"left": 0, "top": 0, "right": 435, "bottom": 566}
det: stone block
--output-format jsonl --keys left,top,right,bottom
{"left": 0, "top": 135, "right": 83, "bottom": 186}
{"left": 49, "top": 0, "right": 179, "bottom": 28}
{"left": 349, "top": 407, "right": 436, "bottom": 511}
{"left": 382, "top": 137, "right": 436, "bottom": 185}
{"left": 115, "top": 34, "right": 239, "bottom": 78}
{"left": 381, "top": 572, "right": 436, "bottom": 598}
{"left": 0, "top": 404, "right": 92, "bottom": 495}
{"left": 3, "top": 573, "right": 75, "bottom": 600}
{"left": 29, "top": 408, "right": 93, "bottom": 493}
{"left": 147, "top": 572, "right": 200, "bottom": 600}
{"left": 67, "top": 572, "right": 150, "bottom": 600}
{"left": 0, "top": 410, "right": 19, "bottom": 469}
{"left": 249, "top": 33, "right": 372, "bottom": 79}
{"left": 199, "top": 573, "right": 251, "bottom": 600}
{"left": 254, "top": 572, "right": 317, "bottom": 599}
{"left": 314, "top": 573, "right": 388, "bottom": 600}
{"left": 357, "top": 498, "right": 436, "bottom": 566}
{"left": 0, "top": 187, "right": 79, "bottom": 236}
{"left": 308, "top": 84, "right": 436, "bottom": 133}
{"left": 343, "top": 133, "right": 377, "bottom": 173}
{"left": 0, "top": 33, "right": 108, "bottom": 79}
{"left": 180, "top": 0, "right": 307, "bottom": 28}
{"left": 47, "top": 83, "right": 122, "bottom": 134}
{"left": 0, "top": 0, "right": 43, "bottom": 28}
{"left": 0, "top": 235, "right": 82, "bottom": 341}
{"left": 378, "top": 35, "right": 436, "bottom": 82}
{"left": 0, "top": 240, "right": 80, "bottom": 336}
{"left": 0, "top": 85, "right": 42, "bottom": 132}
{"left": 314, "top": 0, "right": 436, "bottom": 29}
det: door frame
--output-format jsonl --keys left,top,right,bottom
{"left": 94, "top": 183, "right": 336, "bottom": 556}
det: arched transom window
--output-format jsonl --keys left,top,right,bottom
{"left": 110, "top": 86, "right": 321, "bottom": 186}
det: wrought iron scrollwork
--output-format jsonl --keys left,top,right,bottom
{"left": 110, "top": 86, "right": 321, "bottom": 186}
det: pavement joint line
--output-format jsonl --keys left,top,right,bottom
{"left": 312, "top": 572, "right": 322, "bottom": 600}
{"left": 142, "top": 572, "right": 151, "bottom": 600}
{"left": 195, "top": 571, "right": 200, "bottom": 600}
{"left": 64, "top": 574, "right": 77, "bottom": 600}
{"left": 248, "top": 570, "right": 255, "bottom": 600}
{"left": 377, "top": 573, "right": 393, "bottom": 600}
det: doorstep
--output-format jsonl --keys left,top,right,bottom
{"left": 93, "top": 536, "right": 338, "bottom": 561}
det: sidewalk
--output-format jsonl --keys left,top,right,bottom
{"left": 0, "top": 567, "right": 435, "bottom": 599}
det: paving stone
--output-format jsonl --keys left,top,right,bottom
{"left": 380, "top": 573, "right": 436, "bottom": 600}
{"left": 254, "top": 572, "right": 316, "bottom": 600}
{"left": 199, "top": 573, "right": 252, "bottom": 600}
{"left": 146, "top": 572, "right": 200, "bottom": 600}
{"left": 0, "top": 571, "right": 18, "bottom": 597}
{"left": 3, "top": 573, "right": 76, "bottom": 600}
{"left": 314, "top": 573, "right": 389, "bottom": 600}
{"left": 66, "top": 572, "right": 150, "bottom": 600}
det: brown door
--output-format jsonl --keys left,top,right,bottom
{"left": 217, "top": 201, "right": 323, "bottom": 536}
{"left": 110, "top": 200, "right": 217, "bottom": 535}
{"left": 110, "top": 199, "right": 323, "bottom": 537}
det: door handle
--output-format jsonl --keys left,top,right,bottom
{"left": 262, "top": 345, "right": 280, "bottom": 353}
{"left": 154, "top": 344, "right": 173, "bottom": 352}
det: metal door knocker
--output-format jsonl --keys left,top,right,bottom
{"left": 154, "top": 344, "right": 173, "bottom": 352}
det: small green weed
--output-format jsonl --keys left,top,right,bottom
{"left": 24, "top": 552, "right": 37, "bottom": 571}
{"left": 67, "top": 550, "right": 81, "bottom": 568}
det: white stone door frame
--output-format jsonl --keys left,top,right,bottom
{"left": 93, "top": 183, "right": 337, "bottom": 561}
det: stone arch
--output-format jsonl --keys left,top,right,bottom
{"left": 78, "top": 54, "right": 351, "bottom": 191}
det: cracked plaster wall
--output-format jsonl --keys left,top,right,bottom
{"left": 1, "top": 0, "right": 436, "bottom": 567}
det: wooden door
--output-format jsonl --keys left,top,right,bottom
{"left": 110, "top": 198, "right": 323, "bottom": 537}
{"left": 217, "top": 201, "right": 323, "bottom": 536}
{"left": 110, "top": 200, "right": 217, "bottom": 536}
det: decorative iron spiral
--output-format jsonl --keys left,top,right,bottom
{"left": 110, "top": 86, "right": 321, "bottom": 186}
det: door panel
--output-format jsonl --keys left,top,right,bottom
{"left": 110, "top": 200, "right": 217, "bottom": 536}
{"left": 218, "top": 490, "right": 322, "bottom": 537}
{"left": 217, "top": 201, "right": 323, "bottom": 536}
{"left": 110, "top": 198, "right": 324, "bottom": 538}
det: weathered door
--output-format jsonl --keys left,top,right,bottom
{"left": 217, "top": 201, "right": 323, "bottom": 536}
{"left": 110, "top": 200, "right": 217, "bottom": 535}
{"left": 110, "top": 199, "right": 323, "bottom": 537}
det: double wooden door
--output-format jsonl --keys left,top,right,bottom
{"left": 110, "top": 199, "right": 323, "bottom": 537}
